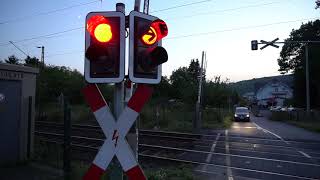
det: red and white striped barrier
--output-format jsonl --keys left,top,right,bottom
{"left": 82, "top": 84, "right": 153, "bottom": 180}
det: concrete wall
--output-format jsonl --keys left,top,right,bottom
{"left": 0, "top": 63, "right": 38, "bottom": 164}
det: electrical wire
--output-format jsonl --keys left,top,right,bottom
{"left": 24, "top": 17, "right": 319, "bottom": 58}
{"left": 150, "top": 0, "right": 214, "bottom": 13}
{"left": 166, "top": 17, "right": 320, "bottom": 40}
{"left": 1, "top": 16, "right": 318, "bottom": 48}
{"left": 0, "top": 27, "right": 83, "bottom": 46}
{"left": 0, "top": 0, "right": 100, "bottom": 25}
{"left": 46, "top": 50, "right": 84, "bottom": 58}
{"left": 164, "top": 1, "right": 280, "bottom": 21}
{"left": 9, "top": 41, "right": 29, "bottom": 57}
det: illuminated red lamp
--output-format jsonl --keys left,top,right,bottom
{"left": 151, "top": 19, "right": 168, "bottom": 41}
{"left": 86, "top": 15, "right": 113, "bottom": 43}
{"left": 141, "top": 19, "right": 168, "bottom": 46}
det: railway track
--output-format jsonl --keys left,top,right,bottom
{"left": 35, "top": 121, "right": 320, "bottom": 180}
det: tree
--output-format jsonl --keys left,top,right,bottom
{"left": 4, "top": 55, "right": 20, "bottom": 64}
{"left": 188, "top": 59, "right": 200, "bottom": 82}
{"left": 277, "top": 20, "right": 320, "bottom": 108}
{"left": 169, "top": 59, "right": 202, "bottom": 104}
{"left": 170, "top": 66, "right": 196, "bottom": 103}
{"left": 316, "top": 0, "right": 320, "bottom": 9}
{"left": 203, "top": 76, "right": 235, "bottom": 108}
{"left": 37, "top": 65, "right": 86, "bottom": 104}
{"left": 24, "top": 56, "right": 40, "bottom": 67}
{"left": 153, "top": 76, "right": 173, "bottom": 100}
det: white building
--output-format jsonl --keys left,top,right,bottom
{"left": 256, "top": 80, "right": 293, "bottom": 107}
{"left": 243, "top": 92, "right": 255, "bottom": 102}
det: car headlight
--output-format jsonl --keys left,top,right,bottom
{"left": 234, "top": 114, "right": 238, "bottom": 117}
{"left": 246, "top": 114, "right": 250, "bottom": 117}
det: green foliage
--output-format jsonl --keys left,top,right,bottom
{"left": 204, "top": 76, "right": 239, "bottom": 108}
{"left": 4, "top": 55, "right": 21, "bottom": 64}
{"left": 152, "top": 76, "right": 173, "bottom": 101}
{"left": 170, "top": 66, "right": 197, "bottom": 103}
{"left": 203, "top": 109, "right": 233, "bottom": 129}
{"left": 38, "top": 65, "right": 85, "bottom": 104}
{"left": 24, "top": 56, "right": 40, "bottom": 67}
{"left": 283, "top": 98, "right": 294, "bottom": 106}
{"left": 277, "top": 20, "right": 320, "bottom": 108}
{"left": 140, "top": 102, "right": 194, "bottom": 132}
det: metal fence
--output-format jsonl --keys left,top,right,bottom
{"left": 271, "top": 110, "right": 320, "bottom": 121}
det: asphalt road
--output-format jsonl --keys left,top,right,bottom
{"left": 193, "top": 112, "right": 320, "bottom": 180}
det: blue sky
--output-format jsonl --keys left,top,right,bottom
{"left": 0, "top": 0, "right": 318, "bottom": 82}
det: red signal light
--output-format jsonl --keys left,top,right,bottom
{"left": 151, "top": 19, "right": 168, "bottom": 41}
{"left": 87, "top": 15, "right": 113, "bottom": 43}
{"left": 141, "top": 19, "right": 168, "bottom": 46}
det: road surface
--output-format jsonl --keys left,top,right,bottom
{"left": 194, "top": 112, "right": 320, "bottom": 180}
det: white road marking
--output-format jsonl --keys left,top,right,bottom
{"left": 299, "top": 151, "right": 312, "bottom": 158}
{"left": 252, "top": 122, "right": 312, "bottom": 159}
{"left": 202, "top": 133, "right": 220, "bottom": 171}
{"left": 231, "top": 126, "right": 257, "bottom": 129}
{"left": 225, "top": 130, "right": 234, "bottom": 180}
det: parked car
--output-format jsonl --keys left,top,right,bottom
{"left": 234, "top": 107, "right": 250, "bottom": 122}
{"left": 270, "top": 106, "right": 282, "bottom": 111}
{"left": 287, "top": 106, "right": 296, "bottom": 111}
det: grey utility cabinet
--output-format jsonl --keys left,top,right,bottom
{"left": 0, "top": 63, "right": 39, "bottom": 165}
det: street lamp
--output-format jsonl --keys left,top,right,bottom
{"left": 36, "top": 46, "right": 44, "bottom": 120}
{"left": 36, "top": 46, "right": 44, "bottom": 68}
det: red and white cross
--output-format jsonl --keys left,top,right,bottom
{"left": 82, "top": 84, "right": 153, "bottom": 180}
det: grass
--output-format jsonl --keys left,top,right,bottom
{"left": 38, "top": 100, "right": 232, "bottom": 132}
{"left": 139, "top": 102, "right": 194, "bottom": 132}
{"left": 37, "top": 103, "right": 96, "bottom": 124}
{"left": 145, "top": 164, "right": 194, "bottom": 180}
{"left": 33, "top": 138, "right": 64, "bottom": 169}
{"left": 286, "top": 120, "right": 320, "bottom": 133}
{"left": 33, "top": 138, "right": 194, "bottom": 180}
{"left": 203, "top": 115, "right": 233, "bottom": 129}
{"left": 139, "top": 102, "right": 232, "bottom": 132}
{"left": 202, "top": 108, "right": 233, "bottom": 129}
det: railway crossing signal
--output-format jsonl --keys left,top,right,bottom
{"left": 129, "top": 11, "right": 168, "bottom": 84}
{"left": 251, "top": 40, "right": 258, "bottom": 50}
{"left": 260, "top": 38, "right": 279, "bottom": 50}
{"left": 84, "top": 12, "right": 125, "bottom": 83}
{"left": 82, "top": 84, "right": 153, "bottom": 180}
{"left": 251, "top": 38, "right": 280, "bottom": 51}
{"left": 82, "top": 7, "right": 169, "bottom": 179}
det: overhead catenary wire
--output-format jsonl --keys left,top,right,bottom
{"left": 1, "top": 16, "right": 317, "bottom": 48}
{"left": 9, "top": 41, "right": 29, "bottom": 57}
{"left": 33, "top": 16, "right": 320, "bottom": 58}
{"left": 150, "top": 0, "right": 214, "bottom": 13}
{"left": 0, "top": 27, "right": 84, "bottom": 46}
{"left": 0, "top": 0, "right": 301, "bottom": 46}
{"left": 164, "top": 1, "right": 281, "bottom": 21}
{"left": 0, "top": 0, "right": 100, "bottom": 25}
{"left": 166, "top": 17, "right": 320, "bottom": 40}
{"left": 46, "top": 50, "right": 84, "bottom": 58}
{"left": 0, "top": 0, "right": 209, "bottom": 25}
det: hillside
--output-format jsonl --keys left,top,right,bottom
{"left": 230, "top": 74, "right": 294, "bottom": 95}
